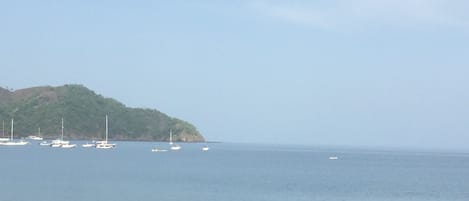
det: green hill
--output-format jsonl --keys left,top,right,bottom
{"left": 0, "top": 84, "right": 204, "bottom": 142}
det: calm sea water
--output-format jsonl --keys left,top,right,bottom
{"left": 0, "top": 142, "right": 468, "bottom": 201}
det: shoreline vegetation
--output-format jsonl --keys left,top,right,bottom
{"left": 0, "top": 84, "right": 205, "bottom": 142}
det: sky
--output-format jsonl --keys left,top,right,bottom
{"left": 1, "top": 0, "right": 469, "bottom": 150}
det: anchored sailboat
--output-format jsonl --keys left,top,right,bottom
{"left": 0, "top": 120, "right": 9, "bottom": 142}
{"left": 95, "top": 115, "right": 116, "bottom": 149}
{"left": 0, "top": 119, "right": 29, "bottom": 146}
{"left": 50, "top": 118, "right": 76, "bottom": 148}
{"left": 169, "top": 129, "right": 181, "bottom": 151}
{"left": 61, "top": 118, "right": 76, "bottom": 148}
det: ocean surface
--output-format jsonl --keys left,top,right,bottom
{"left": 0, "top": 142, "right": 468, "bottom": 201}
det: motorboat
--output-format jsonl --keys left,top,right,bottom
{"left": 27, "top": 128, "right": 43, "bottom": 140}
{"left": 27, "top": 136, "right": 43, "bottom": 141}
{"left": 151, "top": 146, "right": 168, "bottom": 152}
{"left": 329, "top": 156, "right": 339, "bottom": 160}
{"left": 39, "top": 141, "right": 51, "bottom": 146}
{"left": 82, "top": 142, "right": 95, "bottom": 148}
{"left": 170, "top": 144, "right": 181, "bottom": 151}
{"left": 201, "top": 145, "right": 210, "bottom": 151}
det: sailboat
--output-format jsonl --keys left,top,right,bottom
{"left": 50, "top": 118, "right": 68, "bottom": 147}
{"left": 27, "top": 127, "right": 43, "bottom": 141}
{"left": 0, "top": 119, "right": 29, "bottom": 146}
{"left": 60, "top": 118, "right": 76, "bottom": 148}
{"left": 50, "top": 118, "right": 75, "bottom": 148}
{"left": 95, "top": 115, "right": 116, "bottom": 149}
{"left": 169, "top": 129, "right": 181, "bottom": 151}
{"left": 0, "top": 120, "right": 9, "bottom": 142}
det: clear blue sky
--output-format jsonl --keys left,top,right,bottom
{"left": 1, "top": 0, "right": 469, "bottom": 150}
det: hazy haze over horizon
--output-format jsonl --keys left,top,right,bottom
{"left": 1, "top": 1, "right": 468, "bottom": 150}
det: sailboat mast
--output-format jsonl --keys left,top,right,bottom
{"left": 61, "top": 118, "right": 64, "bottom": 141}
{"left": 10, "top": 119, "right": 14, "bottom": 140}
{"left": 38, "top": 127, "right": 41, "bottom": 136}
{"left": 2, "top": 120, "right": 4, "bottom": 137}
{"left": 105, "top": 115, "right": 108, "bottom": 142}
{"left": 169, "top": 129, "right": 173, "bottom": 145}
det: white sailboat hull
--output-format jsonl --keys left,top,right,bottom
{"left": 50, "top": 139, "right": 70, "bottom": 148}
{"left": 96, "top": 142, "right": 115, "bottom": 149}
{"left": 0, "top": 137, "right": 10, "bottom": 142}
{"left": 27, "top": 136, "right": 43, "bottom": 140}
{"left": 61, "top": 144, "right": 77, "bottom": 148}
{"left": 0, "top": 141, "right": 29, "bottom": 146}
{"left": 82, "top": 143, "right": 95, "bottom": 148}
{"left": 96, "top": 145, "right": 114, "bottom": 149}
{"left": 151, "top": 148, "right": 168, "bottom": 152}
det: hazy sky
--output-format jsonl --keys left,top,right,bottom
{"left": 1, "top": 0, "right": 469, "bottom": 150}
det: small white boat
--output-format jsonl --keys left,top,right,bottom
{"left": 95, "top": 115, "right": 116, "bottom": 149}
{"left": 39, "top": 141, "right": 51, "bottom": 146}
{"left": 82, "top": 143, "right": 95, "bottom": 148}
{"left": 151, "top": 146, "right": 168, "bottom": 152}
{"left": 27, "top": 136, "right": 43, "bottom": 140}
{"left": 27, "top": 128, "right": 43, "bottom": 140}
{"left": 61, "top": 144, "right": 77, "bottom": 148}
{"left": 0, "top": 140, "right": 29, "bottom": 146}
{"left": 0, "top": 119, "right": 29, "bottom": 146}
{"left": 51, "top": 139, "right": 70, "bottom": 145}
{"left": 96, "top": 142, "right": 115, "bottom": 149}
{"left": 201, "top": 145, "right": 210, "bottom": 151}
{"left": 50, "top": 139, "right": 69, "bottom": 148}
{"left": 329, "top": 156, "right": 339, "bottom": 160}
{"left": 93, "top": 140, "right": 107, "bottom": 144}
{"left": 170, "top": 144, "right": 181, "bottom": 151}
{"left": 0, "top": 137, "right": 9, "bottom": 142}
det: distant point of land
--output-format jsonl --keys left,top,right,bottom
{"left": 0, "top": 84, "right": 204, "bottom": 142}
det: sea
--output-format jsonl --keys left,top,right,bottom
{"left": 0, "top": 141, "right": 468, "bottom": 201}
